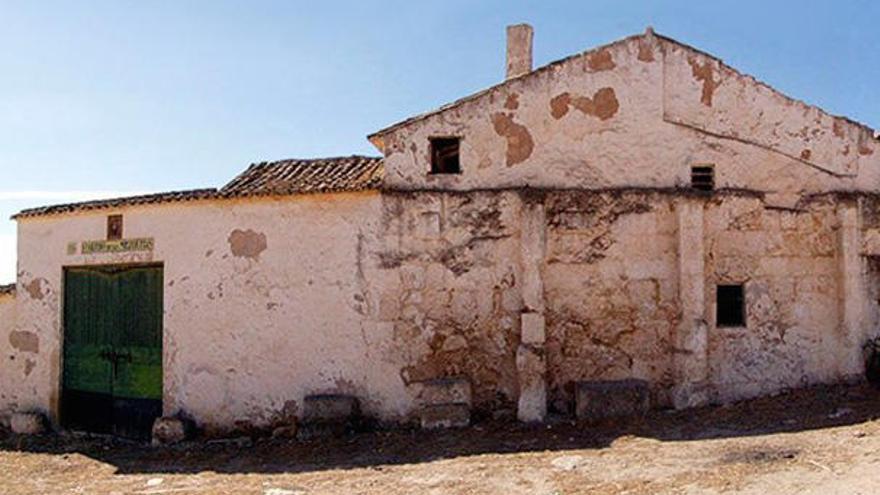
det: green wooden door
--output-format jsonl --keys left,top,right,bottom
{"left": 62, "top": 265, "right": 163, "bottom": 439}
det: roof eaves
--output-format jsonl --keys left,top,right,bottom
{"left": 12, "top": 188, "right": 220, "bottom": 220}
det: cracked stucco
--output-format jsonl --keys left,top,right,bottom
{"left": 2, "top": 30, "right": 880, "bottom": 430}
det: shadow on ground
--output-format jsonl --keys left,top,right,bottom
{"left": 2, "top": 382, "right": 878, "bottom": 476}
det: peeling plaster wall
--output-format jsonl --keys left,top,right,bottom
{"left": 663, "top": 43, "right": 876, "bottom": 180}
{"left": 370, "top": 31, "right": 880, "bottom": 412}
{"left": 378, "top": 35, "right": 878, "bottom": 208}
{"left": 6, "top": 188, "right": 878, "bottom": 426}
{"left": 374, "top": 191, "right": 524, "bottom": 413}
{"left": 10, "top": 192, "right": 415, "bottom": 432}
{"left": 6, "top": 32, "right": 880, "bottom": 429}
{"left": 542, "top": 191, "right": 678, "bottom": 412}
{"left": 380, "top": 37, "right": 662, "bottom": 190}
{"left": 703, "top": 196, "right": 844, "bottom": 402}
{"left": 0, "top": 292, "right": 20, "bottom": 425}
{"left": 540, "top": 191, "right": 867, "bottom": 411}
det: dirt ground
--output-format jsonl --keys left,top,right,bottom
{"left": 2, "top": 383, "right": 880, "bottom": 495}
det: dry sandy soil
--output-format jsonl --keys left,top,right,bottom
{"left": 2, "top": 383, "right": 880, "bottom": 494}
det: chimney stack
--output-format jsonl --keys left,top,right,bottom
{"left": 506, "top": 24, "right": 533, "bottom": 80}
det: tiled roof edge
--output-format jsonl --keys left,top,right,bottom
{"left": 14, "top": 155, "right": 385, "bottom": 219}
{"left": 12, "top": 188, "right": 220, "bottom": 220}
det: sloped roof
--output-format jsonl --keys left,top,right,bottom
{"left": 368, "top": 29, "right": 877, "bottom": 148}
{"left": 220, "top": 155, "right": 383, "bottom": 197}
{"left": 13, "top": 189, "right": 219, "bottom": 219}
{"left": 13, "top": 156, "right": 384, "bottom": 219}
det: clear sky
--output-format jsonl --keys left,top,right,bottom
{"left": 1, "top": 0, "right": 878, "bottom": 283}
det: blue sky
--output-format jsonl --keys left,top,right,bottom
{"left": 1, "top": 0, "right": 878, "bottom": 283}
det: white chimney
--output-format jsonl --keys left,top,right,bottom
{"left": 506, "top": 24, "right": 533, "bottom": 80}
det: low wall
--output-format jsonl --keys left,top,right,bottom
{"left": 0, "top": 286, "right": 18, "bottom": 427}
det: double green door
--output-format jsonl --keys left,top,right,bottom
{"left": 62, "top": 265, "right": 163, "bottom": 440}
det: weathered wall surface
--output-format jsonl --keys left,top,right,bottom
{"left": 6, "top": 30, "right": 880, "bottom": 430}
{"left": 378, "top": 35, "right": 667, "bottom": 190}
{"left": 376, "top": 33, "right": 878, "bottom": 208}
{"left": 373, "top": 191, "right": 524, "bottom": 413}
{"left": 542, "top": 191, "right": 678, "bottom": 412}
{"left": 540, "top": 190, "right": 870, "bottom": 410}
{"left": 6, "top": 188, "right": 878, "bottom": 427}
{"left": 703, "top": 196, "right": 843, "bottom": 402}
{"left": 0, "top": 290, "right": 19, "bottom": 425}
{"left": 369, "top": 29, "right": 880, "bottom": 412}
{"left": 663, "top": 42, "right": 876, "bottom": 180}
{"left": 10, "top": 193, "right": 415, "bottom": 432}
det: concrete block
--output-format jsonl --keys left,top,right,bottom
{"left": 10, "top": 412, "right": 46, "bottom": 435}
{"left": 303, "top": 394, "right": 359, "bottom": 423}
{"left": 412, "top": 377, "right": 472, "bottom": 407}
{"left": 151, "top": 417, "right": 189, "bottom": 445}
{"left": 520, "top": 312, "right": 545, "bottom": 344}
{"left": 419, "top": 404, "right": 470, "bottom": 429}
{"left": 575, "top": 379, "right": 650, "bottom": 421}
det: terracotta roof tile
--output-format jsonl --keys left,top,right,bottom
{"left": 13, "top": 189, "right": 219, "bottom": 219}
{"left": 13, "top": 155, "right": 384, "bottom": 219}
{"left": 220, "top": 155, "right": 383, "bottom": 197}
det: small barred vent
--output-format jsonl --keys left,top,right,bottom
{"left": 691, "top": 165, "right": 715, "bottom": 191}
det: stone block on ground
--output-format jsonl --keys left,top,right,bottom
{"left": 419, "top": 404, "right": 470, "bottom": 429}
{"left": 151, "top": 417, "right": 190, "bottom": 445}
{"left": 303, "top": 394, "right": 360, "bottom": 423}
{"left": 10, "top": 412, "right": 47, "bottom": 435}
{"left": 575, "top": 379, "right": 650, "bottom": 421}
{"left": 412, "top": 377, "right": 472, "bottom": 408}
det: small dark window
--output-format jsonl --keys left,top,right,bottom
{"left": 430, "top": 137, "right": 461, "bottom": 174}
{"left": 716, "top": 284, "right": 745, "bottom": 327}
{"left": 107, "top": 214, "right": 123, "bottom": 240}
{"left": 691, "top": 165, "right": 715, "bottom": 191}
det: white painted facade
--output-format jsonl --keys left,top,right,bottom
{"left": 1, "top": 29, "right": 879, "bottom": 432}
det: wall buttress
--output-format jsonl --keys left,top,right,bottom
{"left": 516, "top": 196, "right": 548, "bottom": 422}
{"left": 672, "top": 199, "right": 709, "bottom": 408}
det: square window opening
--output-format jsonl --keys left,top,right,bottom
{"left": 430, "top": 137, "right": 461, "bottom": 174}
{"left": 107, "top": 214, "right": 123, "bottom": 241}
{"left": 691, "top": 165, "right": 715, "bottom": 191}
{"left": 716, "top": 284, "right": 745, "bottom": 327}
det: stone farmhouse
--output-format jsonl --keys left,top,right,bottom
{"left": 1, "top": 25, "right": 879, "bottom": 439}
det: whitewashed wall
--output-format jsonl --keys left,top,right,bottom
{"left": 0, "top": 290, "right": 17, "bottom": 426}
{"left": 8, "top": 192, "right": 410, "bottom": 432}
